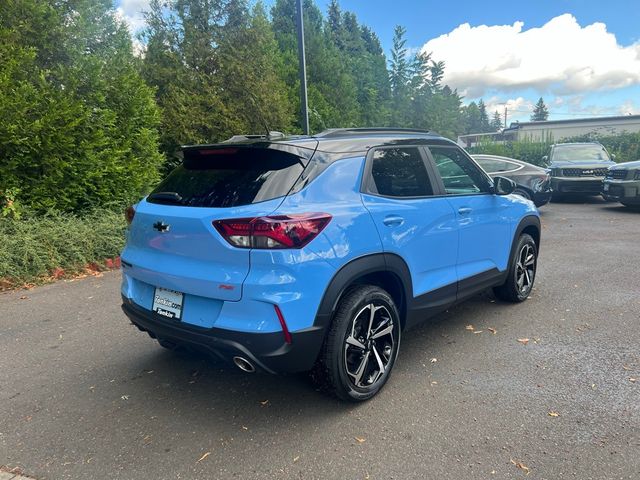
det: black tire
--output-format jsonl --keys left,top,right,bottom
{"left": 493, "top": 233, "right": 537, "bottom": 303}
{"left": 313, "top": 285, "right": 401, "bottom": 402}
{"left": 513, "top": 188, "right": 532, "bottom": 201}
{"left": 621, "top": 202, "right": 640, "bottom": 211}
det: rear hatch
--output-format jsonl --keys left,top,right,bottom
{"left": 122, "top": 144, "right": 314, "bottom": 303}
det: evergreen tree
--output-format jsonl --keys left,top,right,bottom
{"left": 490, "top": 110, "right": 503, "bottom": 131}
{"left": 478, "top": 99, "right": 490, "bottom": 132}
{"left": 531, "top": 97, "right": 549, "bottom": 121}
{"left": 462, "top": 102, "right": 482, "bottom": 134}
{"left": 0, "top": 0, "right": 163, "bottom": 212}
{"left": 389, "top": 25, "right": 410, "bottom": 125}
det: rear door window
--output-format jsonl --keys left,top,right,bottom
{"left": 368, "top": 147, "right": 434, "bottom": 197}
{"left": 148, "top": 148, "right": 304, "bottom": 208}
{"left": 476, "top": 157, "right": 520, "bottom": 174}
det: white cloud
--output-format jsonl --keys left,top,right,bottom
{"left": 619, "top": 100, "right": 640, "bottom": 115}
{"left": 115, "top": 0, "right": 151, "bottom": 33}
{"left": 421, "top": 14, "right": 640, "bottom": 98}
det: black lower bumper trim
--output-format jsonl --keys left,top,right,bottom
{"left": 121, "top": 297, "right": 325, "bottom": 374}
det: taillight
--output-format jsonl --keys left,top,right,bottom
{"left": 213, "top": 213, "right": 332, "bottom": 249}
{"left": 125, "top": 205, "right": 136, "bottom": 225}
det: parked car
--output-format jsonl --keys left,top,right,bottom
{"left": 120, "top": 128, "right": 541, "bottom": 402}
{"left": 602, "top": 160, "right": 640, "bottom": 208}
{"left": 472, "top": 154, "right": 552, "bottom": 207}
{"left": 544, "top": 142, "right": 616, "bottom": 198}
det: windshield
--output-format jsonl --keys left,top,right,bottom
{"left": 551, "top": 145, "right": 610, "bottom": 162}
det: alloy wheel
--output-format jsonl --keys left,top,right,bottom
{"left": 343, "top": 303, "right": 396, "bottom": 388}
{"left": 515, "top": 243, "right": 535, "bottom": 295}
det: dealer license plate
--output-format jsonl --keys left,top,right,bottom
{"left": 603, "top": 184, "right": 610, "bottom": 191}
{"left": 152, "top": 287, "right": 183, "bottom": 320}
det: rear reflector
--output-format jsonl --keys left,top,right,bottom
{"left": 274, "top": 304, "right": 292, "bottom": 344}
{"left": 125, "top": 205, "right": 136, "bottom": 225}
{"left": 213, "top": 213, "right": 331, "bottom": 249}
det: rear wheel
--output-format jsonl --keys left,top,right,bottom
{"left": 493, "top": 233, "right": 537, "bottom": 302}
{"left": 314, "top": 285, "right": 401, "bottom": 402}
{"left": 513, "top": 188, "right": 532, "bottom": 201}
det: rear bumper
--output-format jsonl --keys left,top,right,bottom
{"left": 551, "top": 177, "right": 604, "bottom": 194}
{"left": 121, "top": 296, "right": 325, "bottom": 373}
{"left": 532, "top": 191, "right": 552, "bottom": 207}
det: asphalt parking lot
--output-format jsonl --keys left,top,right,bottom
{"left": 1, "top": 197, "right": 639, "bottom": 480}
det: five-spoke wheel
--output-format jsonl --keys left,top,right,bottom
{"left": 314, "top": 285, "right": 400, "bottom": 402}
{"left": 344, "top": 303, "right": 395, "bottom": 388}
{"left": 494, "top": 233, "right": 538, "bottom": 302}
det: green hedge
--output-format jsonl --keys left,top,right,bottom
{"left": 0, "top": 209, "right": 126, "bottom": 287}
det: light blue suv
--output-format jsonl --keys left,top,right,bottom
{"left": 121, "top": 128, "right": 541, "bottom": 401}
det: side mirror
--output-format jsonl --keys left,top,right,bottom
{"left": 494, "top": 176, "right": 517, "bottom": 195}
{"left": 611, "top": 153, "right": 616, "bottom": 161}
{"left": 541, "top": 155, "right": 548, "bottom": 165}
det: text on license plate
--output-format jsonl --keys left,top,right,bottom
{"left": 152, "top": 287, "right": 183, "bottom": 320}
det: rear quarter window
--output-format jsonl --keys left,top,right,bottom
{"left": 148, "top": 148, "right": 304, "bottom": 208}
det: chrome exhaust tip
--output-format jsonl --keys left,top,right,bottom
{"left": 233, "top": 356, "right": 256, "bottom": 373}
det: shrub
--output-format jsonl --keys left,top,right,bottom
{"left": 0, "top": 209, "right": 126, "bottom": 287}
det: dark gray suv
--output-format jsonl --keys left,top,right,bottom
{"left": 602, "top": 160, "right": 640, "bottom": 208}
{"left": 545, "top": 142, "right": 616, "bottom": 198}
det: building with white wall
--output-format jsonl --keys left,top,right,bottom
{"left": 457, "top": 114, "right": 640, "bottom": 148}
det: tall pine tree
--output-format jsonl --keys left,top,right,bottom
{"left": 531, "top": 97, "right": 550, "bottom": 121}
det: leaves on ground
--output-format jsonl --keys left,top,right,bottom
{"left": 196, "top": 452, "right": 211, "bottom": 463}
{"left": 488, "top": 327, "right": 497, "bottom": 334}
{"left": 548, "top": 411, "right": 560, "bottom": 417}
{"left": 430, "top": 358, "right": 437, "bottom": 363}
{"left": 629, "top": 378, "right": 637, "bottom": 383}
{"left": 465, "top": 325, "right": 475, "bottom": 331}
{"left": 517, "top": 338, "right": 530, "bottom": 345}
{"left": 510, "top": 459, "right": 530, "bottom": 475}
{"left": 355, "top": 437, "right": 366, "bottom": 444}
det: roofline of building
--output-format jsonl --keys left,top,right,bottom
{"left": 505, "top": 114, "right": 640, "bottom": 131}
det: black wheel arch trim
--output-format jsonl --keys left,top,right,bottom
{"left": 514, "top": 215, "right": 541, "bottom": 250}
{"left": 314, "top": 253, "right": 413, "bottom": 330}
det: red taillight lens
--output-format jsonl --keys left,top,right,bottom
{"left": 125, "top": 205, "right": 136, "bottom": 225}
{"left": 213, "top": 213, "right": 332, "bottom": 249}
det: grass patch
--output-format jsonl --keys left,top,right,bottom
{"left": 0, "top": 209, "right": 126, "bottom": 288}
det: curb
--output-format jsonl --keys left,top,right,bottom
{"left": 0, "top": 473, "right": 34, "bottom": 480}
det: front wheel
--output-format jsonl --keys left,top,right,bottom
{"left": 493, "top": 233, "right": 538, "bottom": 302}
{"left": 313, "top": 285, "right": 401, "bottom": 402}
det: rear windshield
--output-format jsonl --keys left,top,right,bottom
{"left": 148, "top": 148, "right": 304, "bottom": 208}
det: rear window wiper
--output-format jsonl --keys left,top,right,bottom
{"left": 147, "top": 192, "right": 183, "bottom": 205}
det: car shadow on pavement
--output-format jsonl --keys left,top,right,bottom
{"left": 551, "top": 195, "right": 606, "bottom": 204}
{"left": 102, "top": 291, "right": 505, "bottom": 424}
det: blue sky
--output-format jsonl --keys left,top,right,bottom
{"left": 116, "top": 0, "right": 640, "bottom": 124}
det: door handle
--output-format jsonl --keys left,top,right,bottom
{"left": 458, "top": 207, "right": 472, "bottom": 215}
{"left": 383, "top": 215, "right": 404, "bottom": 226}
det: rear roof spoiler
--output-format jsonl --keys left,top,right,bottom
{"left": 180, "top": 138, "right": 318, "bottom": 165}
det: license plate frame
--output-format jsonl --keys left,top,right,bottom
{"left": 152, "top": 287, "right": 184, "bottom": 320}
